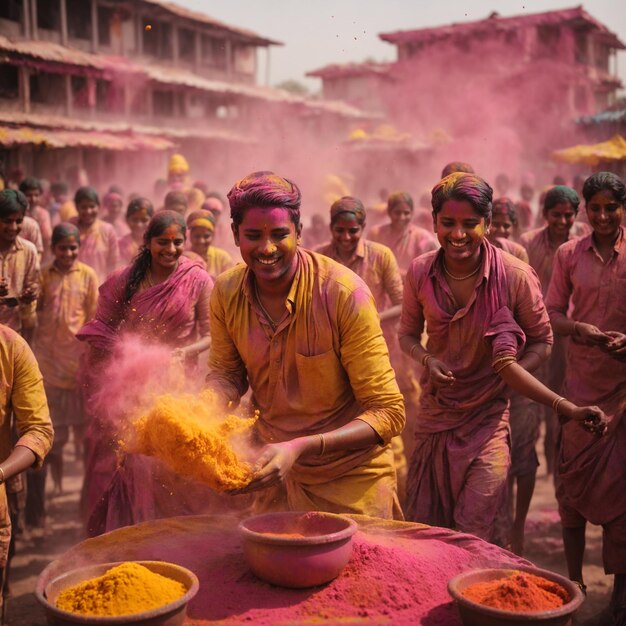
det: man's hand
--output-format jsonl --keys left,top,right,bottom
{"left": 19, "top": 285, "right": 38, "bottom": 304}
{"left": 426, "top": 358, "right": 456, "bottom": 388}
{"left": 574, "top": 322, "right": 610, "bottom": 346}
{"left": 229, "top": 439, "right": 306, "bottom": 495}
{"left": 602, "top": 331, "right": 626, "bottom": 361}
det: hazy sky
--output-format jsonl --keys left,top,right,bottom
{"left": 176, "top": 1, "right": 626, "bottom": 93}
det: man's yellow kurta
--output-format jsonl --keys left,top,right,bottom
{"left": 207, "top": 248, "right": 405, "bottom": 518}
{"left": 0, "top": 325, "right": 54, "bottom": 565}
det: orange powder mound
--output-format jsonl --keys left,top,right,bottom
{"left": 462, "top": 571, "right": 570, "bottom": 612}
{"left": 127, "top": 390, "right": 256, "bottom": 492}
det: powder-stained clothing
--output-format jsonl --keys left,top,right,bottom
{"left": 106, "top": 217, "right": 129, "bottom": 238}
{"left": 315, "top": 238, "right": 408, "bottom": 494}
{"left": 490, "top": 240, "right": 540, "bottom": 477}
{"left": 71, "top": 218, "right": 119, "bottom": 285}
{"left": 315, "top": 239, "right": 404, "bottom": 310}
{"left": 35, "top": 261, "right": 99, "bottom": 389}
{"left": 117, "top": 233, "right": 140, "bottom": 267}
{"left": 368, "top": 223, "right": 438, "bottom": 275}
{"left": 545, "top": 228, "right": 626, "bottom": 573}
{"left": 207, "top": 248, "right": 405, "bottom": 519}
{"left": 0, "top": 237, "right": 40, "bottom": 331}
{"left": 19, "top": 216, "right": 44, "bottom": 258}
{"left": 400, "top": 241, "right": 552, "bottom": 538}
{"left": 27, "top": 206, "right": 52, "bottom": 256}
{"left": 201, "top": 246, "right": 235, "bottom": 280}
{"left": 78, "top": 256, "right": 212, "bottom": 352}
{"left": 493, "top": 237, "right": 529, "bottom": 263}
{"left": 519, "top": 225, "right": 575, "bottom": 455}
{"left": 0, "top": 325, "right": 54, "bottom": 566}
{"left": 315, "top": 238, "right": 417, "bottom": 368}
{"left": 519, "top": 226, "right": 579, "bottom": 295}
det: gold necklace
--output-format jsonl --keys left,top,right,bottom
{"left": 254, "top": 281, "right": 277, "bottom": 330}
{"left": 443, "top": 261, "right": 481, "bottom": 281}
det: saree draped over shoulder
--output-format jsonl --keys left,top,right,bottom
{"left": 399, "top": 240, "right": 552, "bottom": 538}
{"left": 76, "top": 257, "right": 213, "bottom": 534}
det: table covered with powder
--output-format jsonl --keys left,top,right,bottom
{"left": 39, "top": 515, "right": 529, "bottom": 625}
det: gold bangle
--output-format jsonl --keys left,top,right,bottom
{"left": 318, "top": 434, "right": 326, "bottom": 457}
{"left": 492, "top": 355, "right": 513, "bottom": 368}
{"left": 552, "top": 396, "right": 566, "bottom": 414}
{"left": 0, "top": 467, "right": 4, "bottom": 484}
{"left": 494, "top": 357, "right": 516, "bottom": 374}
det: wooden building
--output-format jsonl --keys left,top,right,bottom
{"left": 0, "top": 0, "right": 371, "bottom": 191}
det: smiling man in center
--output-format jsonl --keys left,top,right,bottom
{"left": 206, "top": 171, "right": 405, "bottom": 518}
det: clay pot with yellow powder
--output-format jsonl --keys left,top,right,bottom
{"left": 36, "top": 560, "right": 198, "bottom": 625}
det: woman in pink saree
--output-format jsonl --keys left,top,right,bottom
{"left": 77, "top": 210, "right": 213, "bottom": 535}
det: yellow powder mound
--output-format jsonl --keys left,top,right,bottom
{"left": 56, "top": 562, "right": 186, "bottom": 616}
{"left": 128, "top": 390, "right": 256, "bottom": 492}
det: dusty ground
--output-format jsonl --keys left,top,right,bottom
{"left": 4, "top": 441, "right": 614, "bottom": 626}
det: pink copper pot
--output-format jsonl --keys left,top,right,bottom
{"left": 239, "top": 511, "right": 358, "bottom": 588}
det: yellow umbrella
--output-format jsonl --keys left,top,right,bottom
{"left": 552, "top": 135, "right": 626, "bottom": 167}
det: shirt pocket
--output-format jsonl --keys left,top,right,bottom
{"left": 294, "top": 349, "right": 347, "bottom": 415}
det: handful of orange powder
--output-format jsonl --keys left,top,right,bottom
{"left": 127, "top": 389, "right": 256, "bottom": 492}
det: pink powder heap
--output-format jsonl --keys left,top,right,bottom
{"left": 42, "top": 516, "right": 528, "bottom": 626}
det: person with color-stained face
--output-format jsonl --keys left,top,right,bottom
{"left": 545, "top": 172, "right": 626, "bottom": 620}
{"left": 77, "top": 210, "right": 213, "bottom": 534}
{"left": 368, "top": 191, "right": 438, "bottom": 279}
{"left": 117, "top": 197, "right": 155, "bottom": 266}
{"left": 315, "top": 196, "right": 409, "bottom": 501}
{"left": 206, "top": 171, "right": 405, "bottom": 519}
{"left": 399, "top": 173, "right": 603, "bottom": 542}
{"left": 488, "top": 198, "right": 529, "bottom": 262}
{"left": 70, "top": 187, "right": 119, "bottom": 285}
{"left": 19, "top": 176, "right": 52, "bottom": 259}
{"left": 185, "top": 209, "right": 234, "bottom": 279}
{"left": 519, "top": 185, "right": 586, "bottom": 475}
{"left": 0, "top": 189, "right": 40, "bottom": 344}
{"left": 102, "top": 190, "right": 129, "bottom": 238}
{"left": 31, "top": 223, "right": 98, "bottom": 526}
{"left": 163, "top": 190, "right": 188, "bottom": 216}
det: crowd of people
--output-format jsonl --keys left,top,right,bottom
{"left": 0, "top": 156, "right": 624, "bottom": 623}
